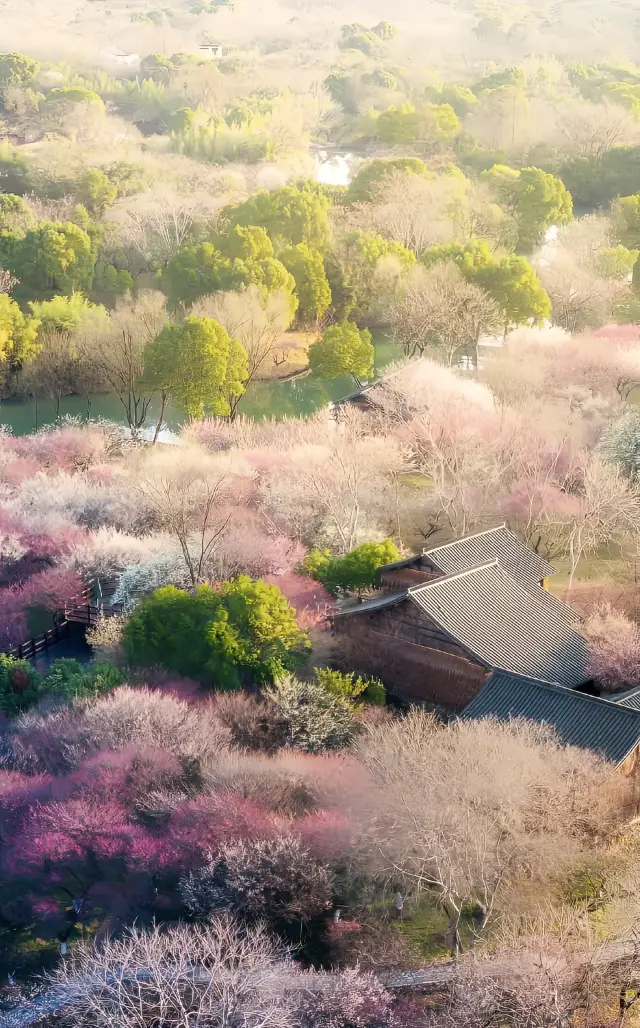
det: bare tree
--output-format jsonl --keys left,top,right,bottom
{"left": 131, "top": 448, "right": 246, "bottom": 588}
{"left": 108, "top": 188, "right": 222, "bottom": 273}
{"left": 560, "top": 456, "right": 640, "bottom": 589}
{"left": 0, "top": 269, "right": 18, "bottom": 294}
{"left": 193, "top": 286, "right": 293, "bottom": 410}
{"left": 18, "top": 329, "right": 78, "bottom": 418}
{"left": 78, "top": 291, "right": 168, "bottom": 439}
{"left": 260, "top": 409, "right": 406, "bottom": 554}
{"left": 538, "top": 253, "right": 630, "bottom": 335}
{"left": 366, "top": 171, "right": 461, "bottom": 254}
{"left": 352, "top": 712, "right": 622, "bottom": 957}
{"left": 47, "top": 917, "right": 297, "bottom": 1028}
{"left": 582, "top": 602, "right": 640, "bottom": 692}
{"left": 389, "top": 264, "right": 501, "bottom": 367}
{"left": 556, "top": 101, "right": 640, "bottom": 158}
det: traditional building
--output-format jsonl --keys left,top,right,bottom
{"left": 461, "top": 669, "right": 640, "bottom": 771}
{"left": 331, "top": 527, "right": 590, "bottom": 710}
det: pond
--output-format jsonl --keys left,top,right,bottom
{"left": 0, "top": 335, "right": 399, "bottom": 437}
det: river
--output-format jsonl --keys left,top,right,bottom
{"left": 0, "top": 335, "right": 398, "bottom": 436}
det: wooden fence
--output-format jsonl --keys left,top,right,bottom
{"left": 5, "top": 622, "right": 71, "bottom": 661}
{"left": 2, "top": 577, "right": 121, "bottom": 660}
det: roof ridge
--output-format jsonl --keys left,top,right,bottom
{"left": 489, "top": 671, "right": 640, "bottom": 719}
{"left": 614, "top": 684, "right": 640, "bottom": 702}
{"left": 408, "top": 560, "right": 502, "bottom": 594}
{"left": 422, "top": 525, "right": 509, "bottom": 557}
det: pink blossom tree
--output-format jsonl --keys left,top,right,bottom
{"left": 583, "top": 603, "right": 640, "bottom": 692}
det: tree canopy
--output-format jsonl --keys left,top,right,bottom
{"left": 308, "top": 321, "right": 374, "bottom": 382}
{"left": 483, "top": 165, "right": 573, "bottom": 251}
{"left": 0, "top": 221, "right": 96, "bottom": 302}
{"left": 346, "top": 157, "right": 433, "bottom": 204}
{"left": 280, "top": 244, "right": 332, "bottom": 323}
{"left": 222, "top": 184, "right": 332, "bottom": 251}
{"left": 124, "top": 578, "right": 309, "bottom": 688}
{"left": 421, "top": 239, "right": 551, "bottom": 327}
{"left": 144, "top": 316, "right": 248, "bottom": 419}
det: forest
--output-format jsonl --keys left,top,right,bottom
{"left": 3, "top": 0, "right": 640, "bottom": 1025}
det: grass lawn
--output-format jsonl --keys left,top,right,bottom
{"left": 396, "top": 899, "right": 479, "bottom": 961}
{"left": 254, "top": 330, "right": 318, "bottom": 381}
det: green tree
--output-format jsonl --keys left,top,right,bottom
{"left": 124, "top": 578, "right": 308, "bottom": 688}
{"left": 29, "top": 292, "right": 108, "bottom": 333}
{"left": 309, "top": 322, "right": 374, "bottom": 383}
{"left": 372, "top": 20, "right": 397, "bottom": 39}
{"left": 483, "top": 164, "right": 573, "bottom": 252}
{"left": 44, "top": 86, "right": 104, "bottom": 116}
{"left": 613, "top": 194, "right": 640, "bottom": 250}
{"left": 303, "top": 539, "right": 400, "bottom": 595}
{"left": 222, "top": 184, "right": 332, "bottom": 250}
{"left": 559, "top": 148, "right": 640, "bottom": 209}
{"left": 215, "top": 225, "right": 274, "bottom": 261}
{"left": 280, "top": 244, "right": 331, "bottom": 323}
{"left": 340, "top": 30, "right": 384, "bottom": 56}
{"left": 239, "top": 256, "right": 297, "bottom": 312}
{"left": 163, "top": 244, "right": 243, "bottom": 307}
{"left": 347, "top": 157, "right": 433, "bottom": 204}
{"left": 0, "top": 141, "right": 28, "bottom": 194}
{"left": 144, "top": 316, "right": 248, "bottom": 419}
{"left": 78, "top": 168, "right": 118, "bottom": 216}
{"left": 0, "top": 53, "right": 39, "bottom": 87}
{"left": 332, "top": 229, "right": 416, "bottom": 319}
{"left": 421, "top": 240, "right": 550, "bottom": 329}
{"left": 1, "top": 221, "right": 96, "bottom": 302}
{"left": 43, "top": 659, "right": 124, "bottom": 701}
{"left": 0, "top": 294, "right": 40, "bottom": 366}
{"left": 376, "top": 103, "right": 460, "bottom": 146}
{"left": 0, "top": 194, "right": 33, "bottom": 234}
{"left": 264, "top": 676, "right": 355, "bottom": 752}
{"left": 425, "top": 83, "right": 478, "bottom": 117}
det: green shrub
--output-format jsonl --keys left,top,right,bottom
{"left": 315, "top": 667, "right": 386, "bottom": 708}
{"left": 124, "top": 578, "right": 309, "bottom": 689}
{"left": 0, "top": 655, "right": 42, "bottom": 717}
{"left": 43, "top": 658, "right": 124, "bottom": 701}
{"left": 303, "top": 540, "right": 400, "bottom": 595}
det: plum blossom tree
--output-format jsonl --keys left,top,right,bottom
{"left": 352, "top": 711, "right": 621, "bottom": 956}
{"left": 582, "top": 603, "right": 640, "bottom": 692}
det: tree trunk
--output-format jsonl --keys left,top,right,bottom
{"left": 152, "top": 392, "right": 168, "bottom": 445}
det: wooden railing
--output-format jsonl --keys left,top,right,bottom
{"left": 5, "top": 622, "right": 71, "bottom": 661}
{"left": 2, "top": 578, "right": 121, "bottom": 659}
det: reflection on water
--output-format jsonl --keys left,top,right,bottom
{"left": 0, "top": 337, "right": 398, "bottom": 437}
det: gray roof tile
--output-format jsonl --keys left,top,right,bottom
{"left": 408, "top": 562, "right": 589, "bottom": 687}
{"left": 331, "top": 591, "right": 407, "bottom": 619}
{"left": 461, "top": 670, "right": 640, "bottom": 765}
{"left": 423, "top": 525, "right": 556, "bottom": 588}
{"left": 615, "top": 686, "right": 640, "bottom": 711}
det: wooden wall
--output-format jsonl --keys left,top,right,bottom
{"left": 379, "top": 568, "right": 439, "bottom": 592}
{"left": 333, "top": 600, "right": 489, "bottom": 710}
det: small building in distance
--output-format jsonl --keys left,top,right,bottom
{"left": 461, "top": 669, "right": 640, "bottom": 772}
{"left": 330, "top": 526, "right": 590, "bottom": 711}
{"left": 198, "top": 43, "right": 224, "bottom": 59}
{"left": 104, "top": 49, "right": 141, "bottom": 68}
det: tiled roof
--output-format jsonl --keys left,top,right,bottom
{"left": 614, "top": 686, "right": 640, "bottom": 711}
{"left": 330, "top": 591, "right": 407, "bottom": 619}
{"left": 423, "top": 525, "right": 556, "bottom": 588}
{"left": 408, "top": 562, "right": 589, "bottom": 687}
{"left": 461, "top": 670, "right": 640, "bottom": 765}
